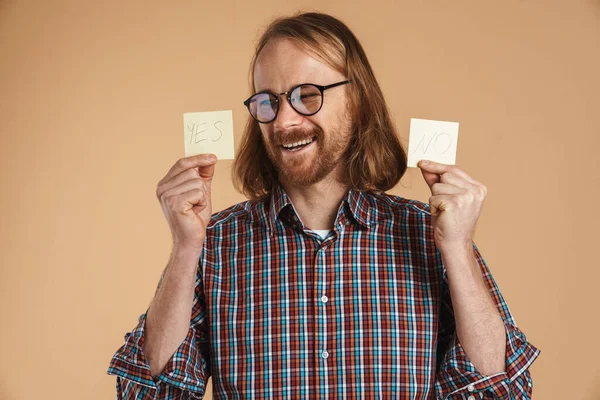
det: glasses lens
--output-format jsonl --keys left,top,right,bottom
{"left": 248, "top": 92, "right": 278, "bottom": 122}
{"left": 290, "top": 85, "right": 322, "bottom": 115}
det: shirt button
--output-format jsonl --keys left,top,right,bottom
{"left": 321, "top": 295, "right": 328, "bottom": 303}
{"left": 321, "top": 351, "right": 329, "bottom": 359}
{"left": 467, "top": 384, "right": 475, "bottom": 392}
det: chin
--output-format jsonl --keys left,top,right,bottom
{"left": 279, "top": 162, "right": 333, "bottom": 187}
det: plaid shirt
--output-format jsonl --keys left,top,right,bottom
{"left": 108, "top": 184, "right": 540, "bottom": 399}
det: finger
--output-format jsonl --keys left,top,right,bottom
{"left": 158, "top": 157, "right": 217, "bottom": 197}
{"left": 431, "top": 182, "right": 463, "bottom": 196}
{"left": 441, "top": 172, "right": 488, "bottom": 199}
{"left": 166, "top": 188, "right": 208, "bottom": 214}
{"left": 157, "top": 168, "right": 201, "bottom": 198}
{"left": 159, "top": 178, "right": 208, "bottom": 201}
{"left": 161, "top": 154, "right": 218, "bottom": 184}
{"left": 428, "top": 194, "right": 455, "bottom": 216}
{"left": 439, "top": 172, "right": 472, "bottom": 190}
{"left": 418, "top": 161, "right": 479, "bottom": 185}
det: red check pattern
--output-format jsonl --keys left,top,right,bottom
{"left": 108, "top": 184, "right": 540, "bottom": 399}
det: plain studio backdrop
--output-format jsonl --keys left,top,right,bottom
{"left": 1, "top": 1, "right": 599, "bottom": 399}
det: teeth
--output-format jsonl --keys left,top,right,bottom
{"left": 283, "top": 137, "right": 315, "bottom": 149}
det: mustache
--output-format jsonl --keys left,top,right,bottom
{"left": 273, "top": 126, "right": 323, "bottom": 145}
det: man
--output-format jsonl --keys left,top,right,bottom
{"left": 108, "top": 12, "right": 540, "bottom": 399}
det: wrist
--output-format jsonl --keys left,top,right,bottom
{"left": 171, "top": 242, "right": 203, "bottom": 265}
{"left": 437, "top": 239, "right": 472, "bottom": 256}
{"left": 172, "top": 235, "right": 205, "bottom": 254}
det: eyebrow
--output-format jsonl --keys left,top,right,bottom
{"left": 253, "top": 82, "right": 311, "bottom": 95}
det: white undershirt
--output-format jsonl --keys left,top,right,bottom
{"left": 312, "top": 229, "right": 332, "bottom": 240}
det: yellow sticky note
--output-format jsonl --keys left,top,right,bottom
{"left": 407, "top": 118, "right": 459, "bottom": 168}
{"left": 183, "top": 111, "right": 235, "bottom": 159}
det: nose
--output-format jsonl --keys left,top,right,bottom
{"left": 274, "top": 94, "right": 303, "bottom": 130}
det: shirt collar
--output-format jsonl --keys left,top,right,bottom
{"left": 266, "top": 183, "right": 372, "bottom": 236}
{"left": 345, "top": 187, "right": 373, "bottom": 229}
{"left": 267, "top": 183, "right": 292, "bottom": 235}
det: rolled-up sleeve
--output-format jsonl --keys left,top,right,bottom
{"left": 434, "top": 242, "right": 541, "bottom": 399}
{"left": 107, "top": 263, "right": 211, "bottom": 399}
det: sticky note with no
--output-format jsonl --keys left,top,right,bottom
{"left": 183, "top": 111, "right": 235, "bottom": 159}
{"left": 407, "top": 118, "right": 459, "bottom": 168}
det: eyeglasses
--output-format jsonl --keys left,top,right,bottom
{"left": 243, "top": 80, "right": 352, "bottom": 124}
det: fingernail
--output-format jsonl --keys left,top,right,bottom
{"left": 421, "top": 160, "right": 429, "bottom": 166}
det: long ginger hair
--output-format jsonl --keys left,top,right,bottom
{"left": 232, "top": 12, "right": 407, "bottom": 200}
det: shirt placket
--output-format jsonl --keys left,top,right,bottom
{"left": 287, "top": 203, "right": 346, "bottom": 400}
{"left": 314, "top": 211, "right": 349, "bottom": 400}
{"left": 314, "top": 239, "right": 330, "bottom": 400}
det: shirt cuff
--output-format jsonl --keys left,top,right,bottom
{"left": 436, "top": 319, "right": 541, "bottom": 399}
{"left": 107, "top": 313, "right": 210, "bottom": 398}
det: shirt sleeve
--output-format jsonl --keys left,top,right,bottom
{"left": 107, "top": 259, "right": 211, "bottom": 399}
{"left": 434, "top": 241, "right": 541, "bottom": 400}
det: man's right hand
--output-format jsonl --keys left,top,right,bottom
{"left": 156, "top": 154, "right": 218, "bottom": 251}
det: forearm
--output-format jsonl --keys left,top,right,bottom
{"left": 143, "top": 244, "right": 202, "bottom": 377}
{"left": 440, "top": 243, "right": 506, "bottom": 376}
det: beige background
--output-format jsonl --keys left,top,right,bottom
{"left": 1, "top": 1, "right": 598, "bottom": 399}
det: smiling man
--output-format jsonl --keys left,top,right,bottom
{"left": 108, "top": 12, "right": 540, "bottom": 399}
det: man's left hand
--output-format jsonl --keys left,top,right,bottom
{"left": 417, "top": 160, "right": 487, "bottom": 252}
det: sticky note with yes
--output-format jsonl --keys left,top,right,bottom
{"left": 407, "top": 118, "right": 459, "bottom": 168}
{"left": 183, "top": 110, "right": 235, "bottom": 159}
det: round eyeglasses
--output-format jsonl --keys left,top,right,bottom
{"left": 243, "top": 80, "right": 352, "bottom": 124}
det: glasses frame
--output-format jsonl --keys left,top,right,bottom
{"left": 243, "top": 79, "right": 352, "bottom": 124}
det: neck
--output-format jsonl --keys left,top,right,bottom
{"left": 280, "top": 173, "right": 349, "bottom": 231}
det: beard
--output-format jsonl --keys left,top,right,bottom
{"left": 262, "top": 122, "right": 351, "bottom": 187}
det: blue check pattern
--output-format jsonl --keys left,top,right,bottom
{"left": 108, "top": 184, "right": 540, "bottom": 399}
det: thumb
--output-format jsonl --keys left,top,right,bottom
{"left": 198, "top": 159, "right": 217, "bottom": 191}
{"left": 420, "top": 168, "right": 440, "bottom": 190}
